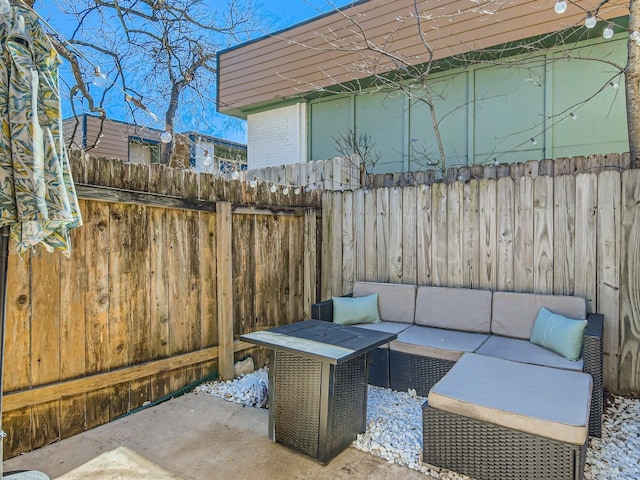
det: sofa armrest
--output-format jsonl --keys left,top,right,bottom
{"left": 312, "top": 299, "right": 334, "bottom": 322}
{"left": 311, "top": 294, "right": 353, "bottom": 322}
{"left": 583, "top": 312, "right": 604, "bottom": 437}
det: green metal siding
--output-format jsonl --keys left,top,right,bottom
{"left": 310, "top": 97, "right": 353, "bottom": 162}
{"left": 308, "top": 34, "right": 629, "bottom": 173}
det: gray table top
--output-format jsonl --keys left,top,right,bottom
{"left": 240, "top": 319, "right": 397, "bottom": 364}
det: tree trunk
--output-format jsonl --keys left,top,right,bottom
{"left": 626, "top": 0, "right": 640, "bottom": 166}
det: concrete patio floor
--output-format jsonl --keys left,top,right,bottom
{"left": 4, "top": 391, "right": 433, "bottom": 480}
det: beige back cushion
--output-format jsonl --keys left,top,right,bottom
{"left": 414, "top": 286, "right": 492, "bottom": 333}
{"left": 491, "top": 291, "right": 587, "bottom": 339}
{"left": 352, "top": 282, "right": 417, "bottom": 324}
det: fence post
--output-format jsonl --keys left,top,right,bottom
{"left": 216, "top": 201, "right": 234, "bottom": 380}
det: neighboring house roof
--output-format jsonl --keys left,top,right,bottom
{"left": 217, "top": 0, "right": 628, "bottom": 118}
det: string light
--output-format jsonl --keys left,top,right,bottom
{"left": 282, "top": 187, "right": 290, "bottom": 195}
{"left": 570, "top": 112, "right": 578, "bottom": 120}
{"left": 294, "top": 187, "right": 301, "bottom": 195}
{"left": 93, "top": 66, "right": 110, "bottom": 88}
{"left": 202, "top": 151, "right": 212, "bottom": 166}
{"left": 530, "top": 137, "right": 537, "bottom": 146}
{"left": 249, "top": 180, "right": 257, "bottom": 188}
{"left": 231, "top": 170, "right": 240, "bottom": 180}
{"left": 160, "top": 131, "right": 172, "bottom": 143}
{"left": 553, "top": 1, "right": 567, "bottom": 14}
{"left": 585, "top": 13, "right": 597, "bottom": 29}
{"left": 603, "top": 22, "right": 614, "bottom": 39}
{"left": 609, "top": 81, "right": 619, "bottom": 89}
{"left": 269, "top": 185, "right": 278, "bottom": 193}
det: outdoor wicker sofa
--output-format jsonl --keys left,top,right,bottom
{"left": 312, "top": 282, "right": 603, "bottom": 480}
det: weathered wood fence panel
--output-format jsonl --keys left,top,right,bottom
{"left": 322, "top": 158, "right": 640, "bottom": 394}
{"left": 2, "top": 152, "right": 321, "bottom": 459}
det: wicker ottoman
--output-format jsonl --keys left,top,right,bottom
{"left": 423, "top": 353, "right": 592, "bottom": 480}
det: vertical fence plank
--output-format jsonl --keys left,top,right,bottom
{"left": 463, "top": 180, "right": 480, "bottom": 288}
{"left": 431, "top": 183, "right": 448, "bottom": 286}
{"left": 620, "top": 170, "right": 640, "bottom": 393}
{"left": 4, "top": 246, "right": 31, "bottom": 392}
{"left": 417, "top": 184, "right": 432, "bottom": 286}
{"left": 342, "top": 191, "right": 355, "bottom": 293}
{"left": 303, "top": 209, "right": 317, "bottom": 319}
{"left": 200, "top": 212, "right": 218, "bottom": 348}
{"left": 216, "top": 202, "right": 234, "bottom": 380}
{"left": 553, "top": 175, "right": 575, "bottom": 295}
{"left": 478, "top": 179, "right": 497, "bottom": 290}
{"left": 447, "top": 182, "right": 464, "bottom": 287}
{"left": 108, "top": 202, "right": 131, "bottom": 370}
{"left": 233, "top": 214, "right": 254, "bottom": 336}
{"left": 30, "top": 248, "right": 61, "bottom": 450}
{"left": 402, "top": 187, "right": 417, "bottom": 285}
{"left": 364, "top": 190, "right": 377, "bottom": 281}
{"left": 59, "top": 204, "right": 88, "bottom": 439}
{"left": 321, "top": 192, "right": 333, "bottom": 299}
{"left": 514, "top": 176, "right": 534, "bottom": 292}
{"left": 149, "top": 207, "right": 169, "bottom": 360}
{"left": 533, "top": 176, "right": 554, "bottom": 294}
{"left": 598, "top": 170, "right": 621, "bottom": 392}
{"left": 574, "top": 173, "right": 598, "bottom": 312}
{"left": 353, "top": 189, "right": 366, "bottom": 282}
{"left": 388, "top": 188, "right": 403, "bottom": 283}
{"left": 129, "top": 205, "right": 150, "bottom": 365}
{"left": 376, "top": 188, "right": 390, "bottom": 282}
{"left": 85, "top": 201, "right": 111, "bottom": 374}
{"left": 497, "top": 177, "right": 514, "bottom": 292}
{"left": 331, "top": 191, "right": 344, "bottom": 295}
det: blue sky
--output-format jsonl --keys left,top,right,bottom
{"left": 42, "top": 1, "right": 352, "bottom": 144}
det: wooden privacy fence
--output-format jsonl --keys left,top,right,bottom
{"left": 321, "top": 154, "right": 640, "bottom": 395}
{"left": 1, "top": 151, "right": 320, "bottom": 459}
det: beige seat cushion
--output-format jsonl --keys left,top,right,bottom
{"left": 353, "top": 282, "right": 417, "bottom": 324}
{"left": 414, "top": 286, "right": 492, "bottom": 333}
{"left": 476, "top": 335, "right": 583, "bottom": 371}
{"left": 428, "top": 353, "right": 592, "bottom": 445}
{"left": 390, "top": 325, "right": 490, "bottom": 362}
{"left": 353, "top": 321, "right": 411, "bottom": 348}
{"left": 491, "top": 291, "right": 586, "bottom": 339}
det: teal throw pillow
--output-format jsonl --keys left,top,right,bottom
{"left": 332, "top": 294, "right": 381, "bottom": 325}
{"left": 530, "top": 307, "right": 588, "bottom": 361}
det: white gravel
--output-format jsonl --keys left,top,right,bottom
{"left": 196, "top": 369, "right": 640, "bottom": 480}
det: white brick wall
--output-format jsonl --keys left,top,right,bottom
{"left": 247, "top": 103, "right": 307, "bottom": 169}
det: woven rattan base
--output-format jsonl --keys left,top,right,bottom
{"left": 270, "top": 350, "right": 367, "bottom": 464}
{"left": 367, "top": 348, "right": 390, "bottom": 388}
{"left": 423, "top": 404, "right": 586, "bottom": 480}
{"left": 389, "top": 350, "right": 455, "bottom": 396}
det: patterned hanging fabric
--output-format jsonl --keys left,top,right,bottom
{"left": 0, "top": 2, "right": 82, "bottom": 256}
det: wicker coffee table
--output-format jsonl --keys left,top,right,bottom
{"left": 241, "top": 320, "right": 396, "bottom": 463}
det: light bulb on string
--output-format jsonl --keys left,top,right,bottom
{"left": 610, "top": 81, "right": 619, "bottom": 89}
{"left": 603, "top": 23, "right": 615, "bottom": 39}
{"left": 553, "top": 1, "right": 567, "bottom": 14}
{"left": 231, "top": 171, "right": 240, "bottom": 180}
{"left": 202, "top": 151, "right": 212, "bottom": 167}
{"left": 531, "top": 138, "right": 538, "bottom": 146}
{"left": 282, "top": 187, "right": 290, "bottom": 195}
{"left": 570, "top": 112, "right": 578, "bottom": 120}
{"left": 269, "top": 185, "right": 278, "bottom": 193}
{"left": 160, "top": 131, "right": 172, "bottom": 143}
{"left": 249, "top": 180, "right": 257, "bottom": 188}
{"left": 585, "top": 13, "right": 597, "bottom": 29}
{"left": 631, "top": 31, "right": 640, "bottom": 42}
{"left": 294, "top": 187, "right": 301, "bottom": 195}
{"left": 93, "top": 66, "right": 110, "bottom": 88}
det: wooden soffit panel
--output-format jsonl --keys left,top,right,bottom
{"left": 218, "top": 0, "right": 628, "bottom": 116}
